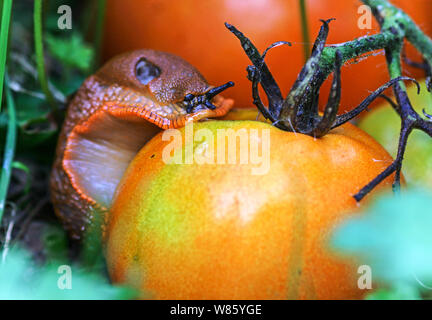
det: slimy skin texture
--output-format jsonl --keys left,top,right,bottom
{"left": 106, "top": 120, "right": 395, "bottom": 300}
{"left": 50, "top": 50, "right": 233, "bottom": 239}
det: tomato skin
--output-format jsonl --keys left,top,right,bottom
{"left": 106, "top": 120, "right": 395, "bottom": 299}
{"left": 103, "top": 0, "right": 432, "bottom": 112}
{"left": 220, "top": 108, "right": 263, "bottom": 121}
{"left": 358, "top": 80, "right": 432, "bottom": 189}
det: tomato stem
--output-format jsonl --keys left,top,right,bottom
{"left": 227, "top": 19, "right": 406, "bottom": 137}
{"left": 354, "top": 3, "right": 432, "bottom": 201}
{"left": 227, "top": 0, "right": 432, "bottom": 202}
{"left": 224, "top": 23, "right": 284, "bottom": 115}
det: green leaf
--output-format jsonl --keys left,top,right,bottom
{"left": 11, "top": 161, "right": 31, "bottom": 195}
{"left": 45, "top": 33, "right": 94, "bottom": 72}
{"left": 41, "top": 223, "right": 69, "bottom": 263}
{"left": 365, "top": 283, "right": 421, "bottom": 300}
{"left": 0, "top": 248, "right": 137, "bottom": 300}
{"left": 79, "top": 207, "right": 106, "bottom": 272}
{"left": 14, "top": 94, "right": 50, "bottom": 126}
{"left": 331, "top": 190, "right": 432, "bottom": 291}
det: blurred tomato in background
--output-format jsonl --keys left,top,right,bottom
{"left": 103, "top": 0, "right": 432, "bottom": 112}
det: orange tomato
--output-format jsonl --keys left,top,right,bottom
{"left": 105, "top": 120, "right": 395, "bottom": 299}
{"left": 103, "top": 0, "right": 432, "bottom": 112}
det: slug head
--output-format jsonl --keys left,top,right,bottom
{"left": 96, "top": 49, "right": 233, "bottom": 114}
{"left": 54, "top": 49, "right": 234, "bottom": 239}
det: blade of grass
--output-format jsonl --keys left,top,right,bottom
{"left": 0, "top": 75, "right": 17, "bottom": 226}
{"left": 0, "top": 0, "right": 12, "bottom": 112}
{"left": 93, "top": 0, "right": 106, "bottom": 71}
{"left": 299, "top": 0, "right": 311, "bottom": 62}
{"left": 34, "top": 0, "right": 56, "bottom": 111}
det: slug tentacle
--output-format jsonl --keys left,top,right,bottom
{"left": 50, "top": 49, "right": 234, "bottom": 239}
{"left": 182, "top": 81, "right": 234, "bottom": 113}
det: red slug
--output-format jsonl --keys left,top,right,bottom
{"left": 50, "top": 49, "right": 234, "bottom": 239}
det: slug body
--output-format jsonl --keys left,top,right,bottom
{"left": 50, "top": 49, "right": 234, "bottom": 239}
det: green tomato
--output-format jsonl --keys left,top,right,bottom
{"left": 358, "top": 80, "right": 432, "bottom": 189}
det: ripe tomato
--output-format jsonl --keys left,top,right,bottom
{"left": 358, "top": 80, "right": 432, "bottom": 189}
{"left": 105, "top": 120, "right": 395, "bottom": 299}
{"left": 103, "top": 0, "right": 432, "bottom": 112}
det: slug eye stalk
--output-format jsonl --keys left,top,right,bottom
{"left": 183, "top": 81, "right": 234, "bottom": 113}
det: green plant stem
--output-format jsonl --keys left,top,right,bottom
{"left": 366, "top": 0, "right": 432, "bottom": 64}
{"left": 228, "top": 0, "right": 432, "bottom": 202}
{"left": 317, "top": 0, "right": 432, "bottom": 82}
{"left": 34, "top": 0, "right": 56, "bottom": 111}
{"left": 319, "top": 31, "right": 397, "bottom": 78}
{"left": 299, "top": 0, "right": 310, "bottom": 62}
{"left": 93, "top": 0, "right": 106, "bottom": 70}
{"left": 0, "top": 75, "right": 17, "bottom": 226}
{"left": 350, "top": 1, "right": 432, "bottom": 201}
{"left": 0, "top": 0, "right": 12, "bottom": 112}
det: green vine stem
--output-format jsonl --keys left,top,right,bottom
{"left": 318, "top": 0, "right": 432, "bottom": 84}
{"left": 227, "top": 0, "right": 432, "bottom": 202}
{"left": 34, "top": 0, "right": 56, "bottom": 112}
